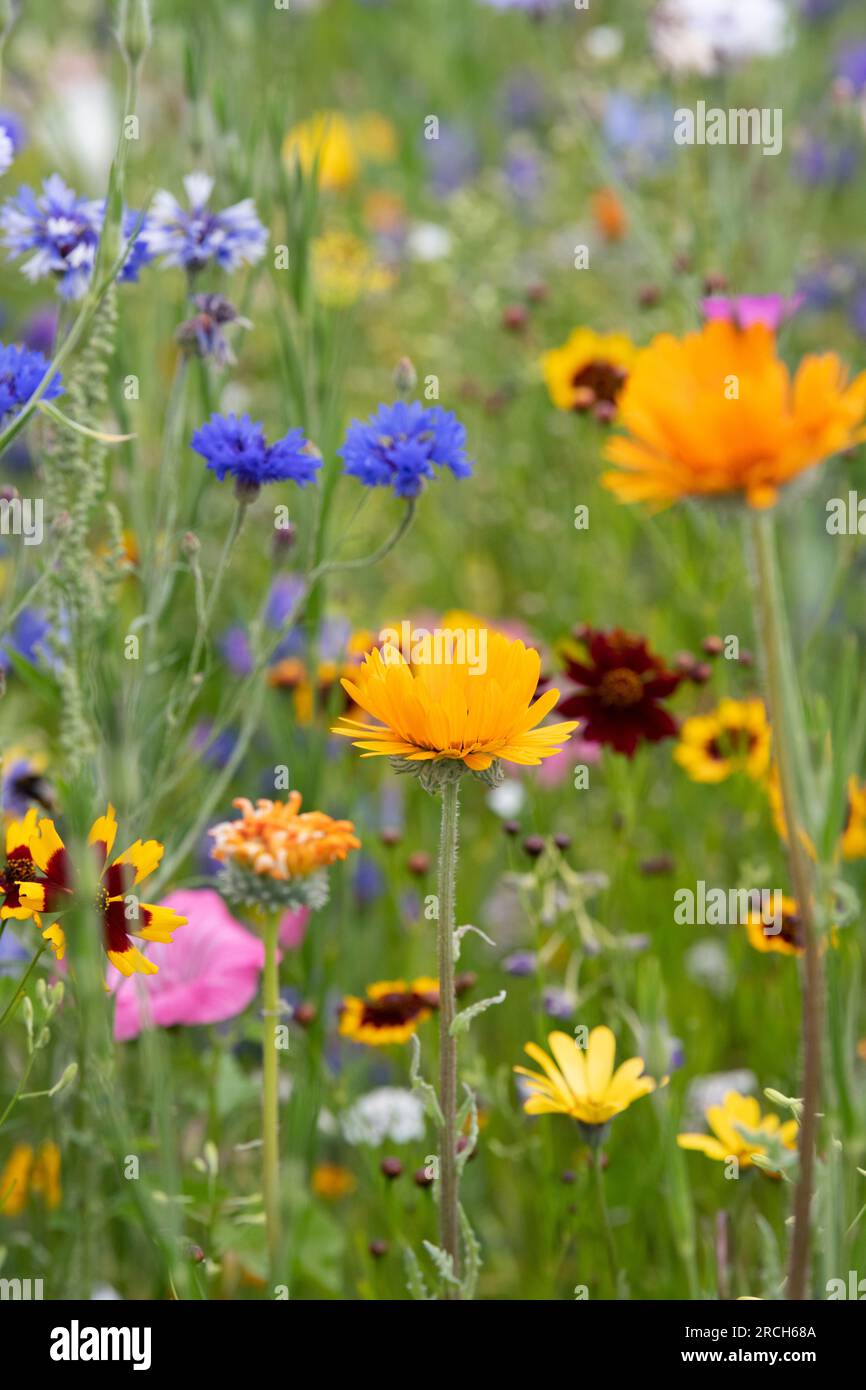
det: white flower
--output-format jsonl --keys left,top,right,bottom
{"left": 486, "top": 778, "right": 525, "bottom": 819}
{"left": 683, "top": 1070, "right": 758, "bottom": 1129}
{"left": 651, "top": 0, "right": 789, "bottom": 76}
{"left": 407, "top": 222, "right": 452, "bottom": 263}
{"left": 341, "top": 1086, "right": 426, "bottom": 1147}
{"left": 0, "top": 128, "right": 14, "bottom": 178}
{"left": 584, "top": 26, "right": 624, "bottom": 63}
{"left": 684, "top": 938, "right": 733, "bottom": 996}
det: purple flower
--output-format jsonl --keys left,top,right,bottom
{"left": 0, "top": 607, "right": 52, "bottom": 674}
{"left": 700, "top": 294, "right": 803, "bottom": 331}
{"left": 265, "top": 574, "right": 306, "bottom": 629}
{"left": 338, "top": 400, "right": 473, "bottom": 498}
{"left": 542, "top": 986, "right": 576, "bottom": 1021}
{"left": 219, "top": 626, "right": 254, "bottom": 677}
{"left": 144, "top": 172, "right": 267, "bottom": 274}
{"left": 0, "top": 175, "right": 154, "bottom": 299}
{"left": 794, "top": 137, "right": 857, "bottom": 186}
{"left": 191, "top": 412, "right": 320, "bottom": 490}
{"left": 836, "top": 40, "right": 866, "bottom": 93}
{"left": 176, "top": 293, "right": 251, "bottom": 365}
{"left": 0, "top": 342, "right": 62, "bottom": 423}
{"left": 503, "top": 950, "right": 537, "bottom": 977}
{"left": 422, "top": 125, "right": 479, "bottom": 197}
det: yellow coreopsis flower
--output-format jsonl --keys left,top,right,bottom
{"left": 514, "top": 1027, "right": 659, "bottom": 1132}
{"left": 602, "top": 321, "right": 866, "bottom": 509}
{"left": 541, "top": 327, "right": 635, "bottom": 419}
{"left": 674, "top": 697, "right": 771, "bottom": 784}
{"left": 678, "top": 1091, "right": 798, "bottom": 1175}
{"left": 339, "top": 976, "right": 439, "bottom": 1046}
{"left": 331, "top": 627, "right": 577, "bottom": 778}
{"left": 12, "top": 806, "right": 186, "bottom": 977}
{"left": 746, "top": 894, "right": 803, "bottom": 958}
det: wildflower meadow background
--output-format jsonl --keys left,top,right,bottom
{"left": 2, "top": 0, "right": 866, "bottom": 1306}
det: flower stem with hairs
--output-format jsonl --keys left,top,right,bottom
{"left": 261, "top": 910, "right": 283, "bottom": 1287}
{"left": 436, "top": 778, "right": 461, "bottom": 1293}
{"left": 748, "top": 510, "right": 821, "bottom": 1301}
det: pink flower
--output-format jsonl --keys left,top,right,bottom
{"left": 279, "top": 906, "right": 310, "bottom": 949}
{"left": 112, "top": 889, "right": 265, "bottom": 1041}
{"left": 700, "top": 294, "right": 803, "bottom": 332}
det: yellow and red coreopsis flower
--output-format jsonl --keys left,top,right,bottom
{"left": 678, "top": 1091, "right": 798, "bottom": 1175}
{"left": 602, "top": 321, "right": 866, "bottom": 509}
{"left": 339, "top": 976, "right": 440, "bottom": 1046}
{"left": 674, "top": 697, "right": 771, "bottom": 784}
{"left": 332, "top": 626, "right": 577, "bottom": 774}
{"left": 514, "top": 1027, "right": 659, "bottom": 1130}
{"left": 746, "top": 893, "right": 803, "bottom": 957}
{"left": 209, "top": 794, "right": 360, "bottom": 879}
{"left": 541, "top": 327, "right": 635, "bottom": 420}
{"left": 13, "top": 806, "right": 185, "bottom": 977}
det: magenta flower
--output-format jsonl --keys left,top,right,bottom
{"left": 279, "top": 906, "right": 310, "bottom": 949}
{"left": 700, "top": 294, "right": 803, "bottom": 332}
{"left": 112, "top": 888, "right": 266, "bottom": 1040}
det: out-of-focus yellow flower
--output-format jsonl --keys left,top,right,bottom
{"left": 283, "top": 112, "right": 358, "bottom": 190}
{"left": 678, "top": 1091, "right": 798, "bottom": 1175}
{"left": 746, "top": 893, "right": 803, "bottom": 958}
{"left": 312, "top": 230, "right": 395, "bottom": 308}
{"left": 354, "top": 112, "right": 397, "bottom": 163}
{"left": 311, "top": 1163, "right": 357, "bottom": 1200}
{"left": 0, "top": 1140, "right": 61, "bottom": 1215}
{"left": 841, "top": 775, "right": 866, "bottom": 860}
{"left": 540, "top": 328, "right": 635, "bottom": 418}
{"left": 674, "top": 698, "right": 771, "bottom": 784}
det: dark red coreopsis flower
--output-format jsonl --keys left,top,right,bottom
{"left": 555, "top": 626, "right": 687, "bottom": 758}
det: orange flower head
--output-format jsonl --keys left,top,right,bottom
{"left": 603, "top": 321, "right": 866, "bottom": 509}
{"left": 331, "top": 625, "right": 578, "bottom": 789}
{"left": 210, "top": 793, "right": 360, "bottom": 911}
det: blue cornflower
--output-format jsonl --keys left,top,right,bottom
{"left": 144, "top": 172, "right": 268, "bottom": 274}
{"left": 0, "top": 110, "right": 24, "bottom": 178}
{"left": 0, "top": 607, "right": 52, "bottom": 674}
{"left": 0, "top": 342, "right": 63, "bottom": 423}
{"left": 338, "top": 400, "right": 472, "bottom": 498}
{"left": 191, "top": 412, "right": 320, "bottom": 491}
{"left": 0, "top": 175, "right": 154, "bottom": 299}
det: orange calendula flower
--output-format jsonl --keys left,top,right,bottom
{"left": 514, "top": 1027, "right": 660, "bottom": 1138}
{"left": 678, "top": 1091, "right": 798, "bottom": 1176}
{"left": 15, "top": 806, "right": 185, "bottom": 977}
{"left": 674, "top": 697, "right": 771, "bottom": 784}
{"left": 602, "top": 321, "right": 866, "bottom": 509}
{"left": 331, "top": 627, "right": 577, "bottom": 783}
{"left": 339, "top": 976, "right": 441, "bottom": 1046}
{"left": 541, "top": 328, "right": 635, "bottom": 421}
{"left": 591, "top": 187, "right": 627, "bottom": 242}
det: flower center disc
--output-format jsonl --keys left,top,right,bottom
{"left": 598, "top": 666, "right": 645, "bottom": 708}
{"left": 6, "top": 855, "right": 38, "bottom": 882}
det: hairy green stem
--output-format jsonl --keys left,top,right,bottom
{"left": 436, "top": 778, "right": 460, "bottom": 1294}
{"left": 262, "top": 912, "right": 282, "bottom": 1289}
{"left": 748, "top": 510, "right": 821, "bottom": 1302}
{"left": 0, "top": 944, "right": 45, "bottom": 1032}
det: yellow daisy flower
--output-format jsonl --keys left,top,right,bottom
{"left": 541, "top": 327, "right": 635, "bottom": 418}
{"left": 332, "top": 627, "right": 577, "bottom": 773}
{"left": 841, "top": 775, "right": 866, "bottom": 860}
{"left": 0, "top": 1140, "right": 60, "bottom": 1215}
{"left": 678, "top": 1091, "right": 798, "bottom": 1175}
{"left": 674, "top": 697, "right": 771, "bottom": 783}
{"left": 514, "top": 1026, "right": 659, "bottom": 1131}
